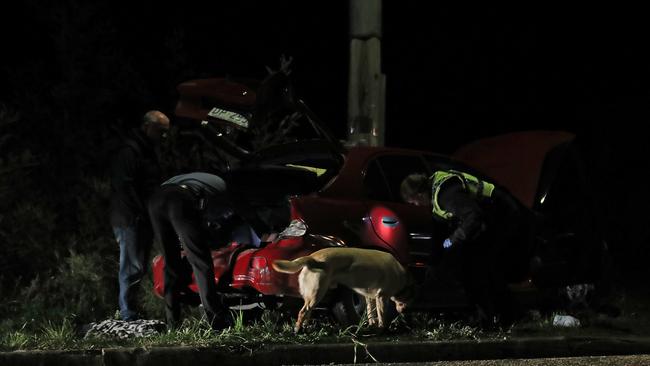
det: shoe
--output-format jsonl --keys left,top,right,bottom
{"left": 166, "top": 302, "right": 181, "bottom": 330}
{"left": 210, "top": 318, "right": 231, "bottom": 332}
{"left": 208, "top": 310, "right": 233, "bottom": 332}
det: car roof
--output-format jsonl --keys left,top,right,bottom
{"left": 320, "top": 146, "right": 449, "bottom": 198}
{"left": 320, "top": 131, "right": 574, "bottom": 209}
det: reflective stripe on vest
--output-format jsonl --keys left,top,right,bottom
{"left": 430, "top": 170, "right": 495, "bottom": 220}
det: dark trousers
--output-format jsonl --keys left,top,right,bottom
{"left": 490, "top": 188, "right": 536, "bottom": 282}
{"left": 148, "top": 185, "right": 226, "bottom": 329}
{"left": 446, "top": 189, "right": 532, "bottom": 326}
{"left": 456, "top": 241, "right": 513, "bottom": 326}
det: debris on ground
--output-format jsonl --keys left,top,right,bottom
{"left": 552, "top": 314, "right": 581, "bottom": 327}
{"left": 82, "top": 319, "right": 166, "bottom": 339}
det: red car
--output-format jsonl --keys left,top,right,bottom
{"left": 152, "top": 73, "right": 606, "bottom": 324}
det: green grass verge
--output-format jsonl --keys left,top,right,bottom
{"left": 3, "top": 302, "right": 650, "bottom": 353}
{"left": 3, "top": 283, "right": 650, "bottom": 352}
{"left": 0, "top": 309, "right": 490, "bottom": 352}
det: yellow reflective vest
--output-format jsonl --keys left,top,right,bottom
{"left": 431, "top": 170, "right": 495, "bottom": 220}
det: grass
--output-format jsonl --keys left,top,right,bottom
{"left": 3, "top": 282, "right": 650, "bottom": 352}
{"left": 18, "top": 312, "right": 489, "bottom": 352}
{"left": 507, "top": 284, "right": 650, "bottom": 338}
{"left": 39, "top": 319, "right": 78, "bottom": 350}
{"left": 3, "top": 302, "right": 649, "bottom": 353}
{"left": 0, "top": 309, "right": 490, "bottom": 352}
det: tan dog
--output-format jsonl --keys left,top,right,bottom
{"left": 272, "top": 247, "right": 414, "bottom": 332}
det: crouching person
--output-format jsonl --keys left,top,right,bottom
{"left": 401, "top": 170, "right": 533, "bottom": 328}
{"left": 148, "top": 172, "right": 244, "bottom": 331}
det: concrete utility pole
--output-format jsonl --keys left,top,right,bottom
{"left": 348, "top": 0, "right": 386, "bottom": 146}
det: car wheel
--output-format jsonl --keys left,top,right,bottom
{"left": 330, "top": 287, "right": 398, "bottom": 327}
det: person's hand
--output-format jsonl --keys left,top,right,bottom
{"left": 443, "top": 238, "right": 453, "bottom": 249}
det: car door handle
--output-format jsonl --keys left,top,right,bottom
{"left": 381, "top": 216, "right": 399, "bottom": 227}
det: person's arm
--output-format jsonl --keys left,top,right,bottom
{"left": 437, "top": 180, "right": 486, "bottom": 246}
{"left": 111, "top": 147, "right": 145, "bottom": 216}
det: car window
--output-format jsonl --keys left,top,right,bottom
{"left": 423, "top": 153, "right": 459, "bottom": 174}
{"left": 365, "top": 155, "right": 429, "bottom": 203}
{"left": 363, "top": 160, "right": 392, "bottom": 201}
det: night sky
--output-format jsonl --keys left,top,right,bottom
{"left": 2, "top": 3, "right": 650, "bottom": 277}
{"left": 3, "top": 3, "right": 650, "bottom": 149}
{"left": 383, "top": 5, "right": 650, "bottom": 153}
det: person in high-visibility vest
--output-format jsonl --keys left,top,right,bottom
{"left": 400, "top": 170, "right": 532, "bottom": 328}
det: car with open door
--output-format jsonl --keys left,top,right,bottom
{"left": 152, "top": 70, "right": 608, "bottom": 325}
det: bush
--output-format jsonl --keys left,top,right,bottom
{"left": 0, "top": 109, "right": 123, "bottom": 328}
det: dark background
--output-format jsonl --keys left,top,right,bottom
{"left": 1, "top": 2, "right": 649, "bottom": 298}
{"left": 3, "top": 3, "right": 649, "bottom": 149}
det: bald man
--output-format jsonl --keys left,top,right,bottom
{"left": 109, "top": 110, "right": 170, "bottom": 321}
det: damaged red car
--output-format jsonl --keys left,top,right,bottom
{"left": 152, "top": 72, "right": 608, "bottom": 325}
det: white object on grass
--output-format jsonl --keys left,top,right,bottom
{"left": 552, "top": 314, "right": 581, "bottom": 327}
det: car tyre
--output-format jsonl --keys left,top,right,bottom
{"left": 330, "top": 287, "right": 398, "bottom": 327}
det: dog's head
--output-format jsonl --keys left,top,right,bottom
{"left": 391, "top": 276, "right": 418, "bottom": 313}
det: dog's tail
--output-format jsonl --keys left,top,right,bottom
{"left": 272, "top": 256, "right": 320, "bottom": 274}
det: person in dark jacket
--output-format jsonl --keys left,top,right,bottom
{"left": 109, "top": 110, "right": 170, "bottom": 321}
{"left": 400, "top": 170, "right": 532, "bottom": 327}
{"left": 148, "top": 172, "right": 259, "bottom": 331}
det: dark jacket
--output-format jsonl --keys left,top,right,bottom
{"left": 436, "top": 180, "right": 486, "bottom": 246}
{"left": 109, "top": 129, "right": 163, "bottom": 226}
{"left": 436, "top": 179, "right": 529, "bottom": 250}
{"left": 161, "top": 172, "right": 287, "bottom": 238}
